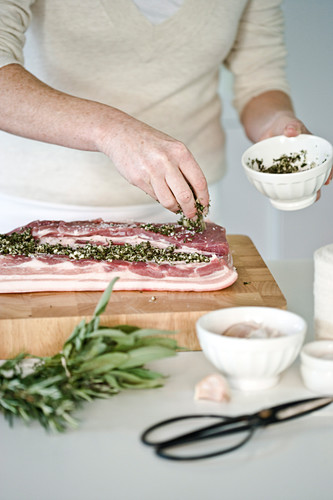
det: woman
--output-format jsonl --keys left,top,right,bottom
{"left": 0, "top": 0, "right": 312, "bottom": 232}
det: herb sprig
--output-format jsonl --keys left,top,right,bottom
{"left": 0, "top": 278, "right": 179, "bottom": 432}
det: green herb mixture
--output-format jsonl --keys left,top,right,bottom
{"left": 247, "top": 150, "right": 316, "bottom": 174}
{"left": 177, "top": 200, "right": 208, "bottom": 233}
{"left": 0, "top": 228, "right": 210, "bottom": 264}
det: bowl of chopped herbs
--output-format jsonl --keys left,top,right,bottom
{"left": 241, "top": 134, "right": 333, "bottom": 210}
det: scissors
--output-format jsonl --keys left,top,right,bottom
{"left": 141, "top": 397, "right": 333, "bottom": 461}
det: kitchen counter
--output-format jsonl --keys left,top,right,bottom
{"left": 1, "top": 259, "right": 332, "bottom": 500}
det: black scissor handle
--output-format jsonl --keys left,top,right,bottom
{"left": 141, "top": 413, "right": 227, "bottom": 447}
{"left": 140, "top": 413, "right": 254, "bottom": 450}
{"left": 155, "top": 427, "right": 255, "bottom": 461}
{"left": 140, "top": 413, "right": 255, "bottom": 461}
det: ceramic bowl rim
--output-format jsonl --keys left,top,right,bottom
{"left": 196, "top": 306, "right": 307, "bottom": 346}
{"left": 241, "top": 134, "right": 333, "bottom": 181}
{"left": 301, "top": 340, "right": 333, "bottom": 367}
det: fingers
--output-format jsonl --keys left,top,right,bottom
{"left": 150, "top": 158, "right": 209, "bottom": 219}
{"left": 259, "top": 114, "right": 311, "bottom": 141}
{"left": 316, "top": 166, "right": 332, "bottom": 202}
{"left": 172, "top": 142, "right": 209, "bottom": 212}
{"left": 147, "top": 142, "right": 209, "bottom": 219}
{"left": 151, "top": 177, "right": 195, "bottom": 217}
{"left": 179, "top": 159, "right": 210, "bottom": 213}
{"left": 283, "top": 119, "right": 310, "bottom": 137}
{"left": 325, "top": 167, "right": 333, "bottom": 185}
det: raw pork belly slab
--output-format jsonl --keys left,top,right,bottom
{"left": 0, "top": 219, "right": 238, "bottom": 293}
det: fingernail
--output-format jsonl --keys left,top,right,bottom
{"left": 286, "top": 124, "right": 298, "bottom": 132}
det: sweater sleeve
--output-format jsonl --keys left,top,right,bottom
{"left": 0, "top": 0, "right": 34, "bottom": 68}
{"left": 224, "top": 0, "right": 290, "bottom": 116}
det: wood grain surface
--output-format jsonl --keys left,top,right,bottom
{"left": 0, "top": 235, "right": 286, "bottom": 357}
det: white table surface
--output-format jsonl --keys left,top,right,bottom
{"left": 1, "top": 260, "right": 332, "bottom": 500}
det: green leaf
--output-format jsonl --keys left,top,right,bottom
{"left": 136, "top": 337, "right": 179, "bottom": 350}
{"left": 93, "top": 277, "right": 119, "bottom": 317}
{"left": 109, "top": 324, "right": 138, "bottom": 334}
{"left": 63, "top": 319, "right": 86, "bottom": 352}
{"left": 131, "top": 328, "right": 176, "bottom": 338}
{"left": 126, "top": 367, "right": 165, "bottom": 380}
{"left": 87, "top": 328, "right": 129, "bottom": 339}
{"left": 118, "top": 346, "right": 176, "bottom": 369}
{"left": 74, "top": 339, "right": 108, "bottom": 362}
{"left": 87, "top": 329, "right": 136, "bottom": 348}
{"left": 108, "top": 370, "right": 164, "bottom": 389}
{"left": 77, "top": 352, "right": 129, "bottom": 374}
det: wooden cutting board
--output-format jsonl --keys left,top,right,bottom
{"left": 0, "top": 235, "right": 286, "bottom": 358}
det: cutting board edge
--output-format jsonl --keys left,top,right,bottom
{"left": 0, "top": 310, "right": 211, "bottom": 358}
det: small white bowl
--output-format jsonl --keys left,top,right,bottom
{"left": 196, "top": 307, "right": 306, "bottom": 391}
{"left": 241, "top": 134, "right": 333, "bottom": 211}
{"left": 300, "top": 340, "right": 333, "bottom": 394}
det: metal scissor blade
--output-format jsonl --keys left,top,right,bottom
{"left": 273, "top": 397, "right": 333, "bottom": 423}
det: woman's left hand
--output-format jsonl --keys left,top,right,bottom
{"left": 242, "top": 92, "right": 332, "bottom": 196}
{"left": 258, "top": 112, "right": 310, "bottom": 141}
{"left": 259, "top": 113, "right": 332, "bottom": 192}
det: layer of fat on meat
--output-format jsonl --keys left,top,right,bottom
{"left": 0, "top": 258, "right": 237, "bottom": 293}
{"left": 38, "top": 234, "right": 212, "bottom": 255}
{"left": 6, "top": 255, "right": 218, "bottom": 272}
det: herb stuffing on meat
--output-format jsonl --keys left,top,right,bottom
{"left": 0, "top": 219, "right": 238, "bottom": 293}
{"left": 0, "top": 229, "right": 210, "bottom": 264}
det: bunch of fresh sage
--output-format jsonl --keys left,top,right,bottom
{"left": 0, "top": 278, "right": 178, "bottom": 432}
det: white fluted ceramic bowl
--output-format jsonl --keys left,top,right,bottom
{"left": 196, "top": 307, "right": 306, "bottom": 391}
{"left": 300, "top": 340, "right": 333, "bottom": 394}
{"left": 241, "top": 135, "right": 332, "bottom": 210}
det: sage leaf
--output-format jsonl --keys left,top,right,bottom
{"left": 77, "top": 352, "right": 129, "bottom": 374}
{"left": 93, "top": 277, "right": 119, "bottom": 316}
{"left": 118, "top": 346, "right": 177, "bottom": 369}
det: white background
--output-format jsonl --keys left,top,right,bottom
{"left": 215, "top": 0, "right": 333, "bottom": 260}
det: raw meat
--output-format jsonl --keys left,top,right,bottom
{"left": 0, "top": 219, "right": 238, "bottom": 293}
{"left": 222, "top": 322, "right": 283, "bottom": 339}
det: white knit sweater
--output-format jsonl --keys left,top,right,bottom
{"left": 0, "top": 0, "right": 290, "bottom": 207}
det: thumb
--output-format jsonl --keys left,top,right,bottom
{"left": 283, "top": 119, "right": 310, "bottom": 137}
{"left": 283, "top": 120, "right": 302, "bottom": 137}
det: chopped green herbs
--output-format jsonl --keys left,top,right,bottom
{"left": 177, "top": 200, "right": 208, "bottom": 233}
{"left": 0, "top": 228, "right": 36, "bottom": 255}
{"left": 140, "top": 223, "right": 176, "bottom": 237}
{"left": 0, "top": 278, "right": 179, "bottom": 432}
{"left": 141, "top": 200, "right": 208, "bottom": 236}
{"left": 247, "top": 150, "right": 316, "bottom": 174}
{"left": 0, "top": 229, "right": 210, "bottom": 264}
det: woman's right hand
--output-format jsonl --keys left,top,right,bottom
{"left": 0, "top": 64, "right": 210, "bottom": 219}
{"left": 98, "top": 110, "right": 210, "bottom": 219}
